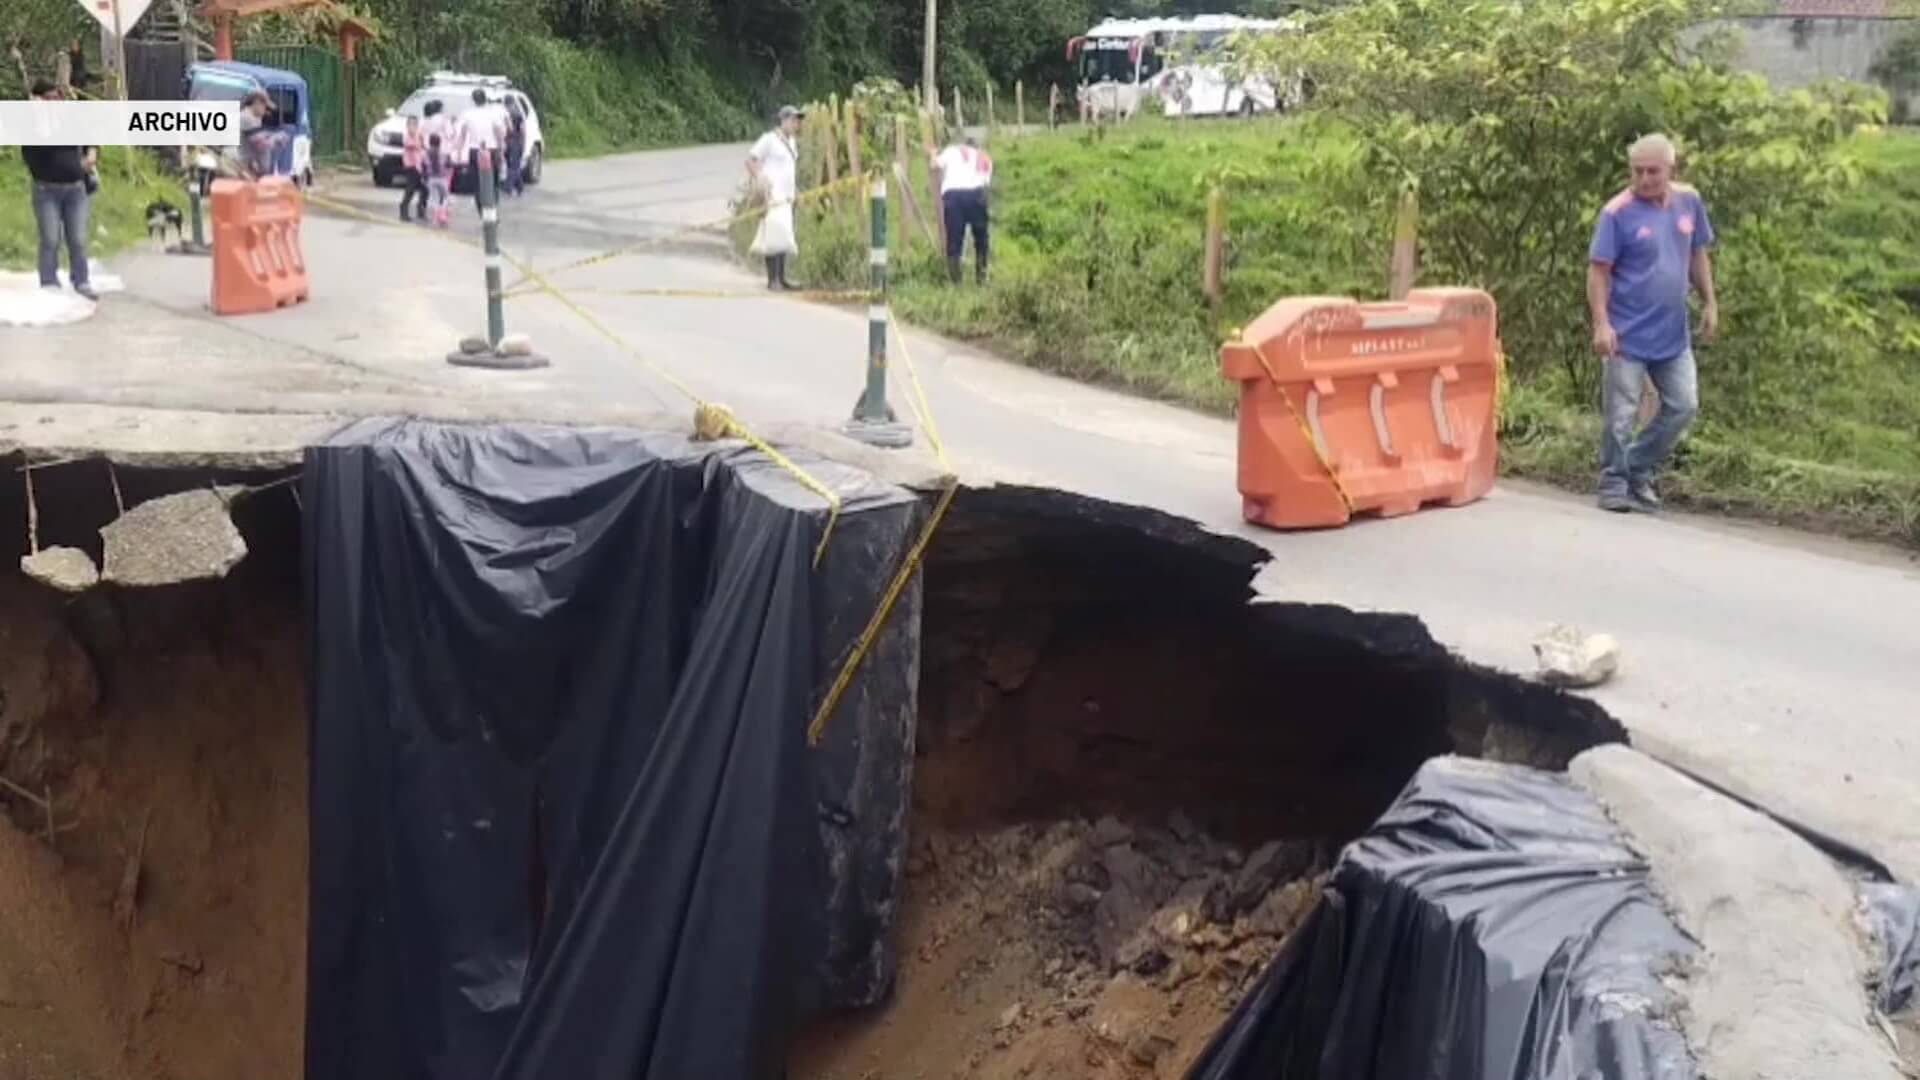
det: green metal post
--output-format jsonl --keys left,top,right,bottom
{"left": 446, "top": 148, "right": 547, "bottom": 369}
{"left": 844, "top": 176, "right": 912, "bottom": 448}
{"left": 479, "top": 150, "right": 505, "bottom": 347}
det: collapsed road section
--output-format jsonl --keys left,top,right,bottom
{"left": 0, "top": 418, "right": 1910, "bottom": 1080}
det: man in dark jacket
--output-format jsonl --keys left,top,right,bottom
{"left": 22, "top": 80, "right": 97, "bottom": 300}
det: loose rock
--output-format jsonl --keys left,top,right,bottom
{"left": 1532, "top": 623, "right": 1621, "bottom": 688}
{"left": 20, "top": 546, "right": 99, "bottom": 593}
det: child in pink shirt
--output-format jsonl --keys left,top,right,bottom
{"left": 423, "top": 133, "right": 453, "bottom": 228}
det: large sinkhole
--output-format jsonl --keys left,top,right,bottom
{"left": 0, "top": 452, "right": 1623, "bottom": 1080}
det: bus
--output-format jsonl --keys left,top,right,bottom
{"left": 1067, "top": 14, "right": 1298, "bottom": 121}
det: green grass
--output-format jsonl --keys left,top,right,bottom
{"left": 760, "top": 116, "right": 1920, "bottom": 545}
{"left": 1, "top": 148, "right": 179, "bottom": 273}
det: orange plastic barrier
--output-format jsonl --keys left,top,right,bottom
{"left": 1220, "top": 288, "right": 1500, "bottom": 530}
{"left": 210, "top": 176, "right": 309, "bottom": 316}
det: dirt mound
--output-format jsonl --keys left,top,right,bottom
{"left": 0, "top": 558, "right": 305, "bottom": 1080}
{"left": 792, "top": 815, "right": 1325, "bottom": 1079}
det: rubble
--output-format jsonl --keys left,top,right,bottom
{"left": 100, "top": 487, "right": 248, "bottom": 587}
{"left": 798, "top": 814, "right": 1328, "bottom": 1078}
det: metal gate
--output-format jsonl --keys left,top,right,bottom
{"left": 236, "top": 44, "right": 347, "bottom": 159}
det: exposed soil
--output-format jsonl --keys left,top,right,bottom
{"left": 0, "top": 472, "right": 1625, "bottom": 1080}
{"left": 791, "top": 815, "right": 1325, "bottom": 1080}
{"left": 789, "top": 487, "right": 1623, "bottom": 1080}
{"left": 0, "top": 464, "right": 306, "bottom": 1080}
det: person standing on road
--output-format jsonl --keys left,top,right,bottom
{"left": 1588, "top": 133, "right": 1719, "bottom": 514}
{"left": 503, "top": 97, "right": 528, "bottom": 198}
{"left": 933, "top": 135, "right": 993, "bottom": 285}
{"left": 398, "top": 114, "right": 428, "bottom": 222}
{"left": 458, "top": 87, "right": 507, "bottom": 211}
{"left": 746, "top": 105, "right": 804, "bottom": 290}
{"left": 22, "top": 80, "right": 98, "bottom": 300}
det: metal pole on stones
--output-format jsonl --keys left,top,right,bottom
{"left": 481, "top": 152, "right": 505, "bottom": 345}
{"left": 448, "top": 149, "right": 548, "bottom": 369}
{"left": 843, "top": 176, "right": 912, "bottom": 448}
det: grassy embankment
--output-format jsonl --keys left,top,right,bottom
{"left": 777, "top": 116, "right": 1920, "bottom": 545}
{"left": 0, "top": 147, "right": 178, "bottom": 273}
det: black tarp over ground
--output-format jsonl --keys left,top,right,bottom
{"left": 302, "top": 420, "right": 922, "bottom": 1080}
{"left": 1189, "top": 756, "right": 1700, "bottom": 1080}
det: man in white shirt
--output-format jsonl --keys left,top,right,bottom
{"left": 933, "top": 136, "right": 992, "bottom": 285}
{"left": 457, "top": 88, "right": 508, "bottom": 208}
{"left": 746, "top": 105, "right": 804, "bottom": 290}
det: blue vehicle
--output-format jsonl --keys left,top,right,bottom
{"left": 185, "top": 60, "right": 314, "bottom": 186}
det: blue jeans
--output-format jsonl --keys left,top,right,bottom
{"left": 1600, "top": 349, "right": 1698, "bottom": 496}
{"left": 33, "top": 181, "right": 91, "bottom": 289}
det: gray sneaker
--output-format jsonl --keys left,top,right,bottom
{"left": 1597, "top": 492, "right": 1636, "bottom": 513}
{"left": 73, "top": 283, "right": 99, "bottom": 301}
{"left": 1630, "top": 482, "right": 1661, "bottom": 511}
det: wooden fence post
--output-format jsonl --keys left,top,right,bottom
{"left": 845, "top": 98, "right": 864, "bottom": 197}
{"left": 825, "top": 93, "right": 843, "bottom": 204}
{"left": 1203, "top": 186, "right": 1226, "bottom": 311}
{"left": 953, "top": 85, "right": 965, "bottom": 130}
{"left": 1016, "top": 80, "right": 1025, "bottom": 132}
{"left": 986, "top": 83, "right": 996, "bottom": 141}
{"left": 1388, "top": 187, "right": 1419, "bottom": 300}
{"left": 1049, "top": 83, "right": 1060, "bottom": 129}
{"left": 894, "top": 116, "right": 937, "bottom": 249}
{"left": 920, "top": 108, "right": 946, "bottom": 255}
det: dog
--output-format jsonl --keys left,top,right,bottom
{"left": 145, "top": 199, "right": 184, "bottom": 244}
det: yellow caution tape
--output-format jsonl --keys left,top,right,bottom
{"left": 1241, "top": 339, "right": 1356, "bottom": 515}
{"left": 524, "top": 170, "right": 880, "bottom": 285}
{"left": 504, "top": 285, "right": 876, "bottom": 304}
{"left": 806, "top": 312, "right": 956, "bottom": 746}
{"left": 310, "top": 186, "right": 961, "bottom": 750}
{"left": 304, "top": 188, "right": 844, "bottom": 565}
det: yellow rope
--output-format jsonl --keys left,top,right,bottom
{"left": 504, "top": 284, "right": 877, "bottom": 304}
{"left": 309, "top": 184, "right": 959, "bottom": 749}
{"left": 805, "top": 313, "right": 955, "bottom": 746}
{"left": 523, "top": 169, "right": 879, "bottom": 284}
{"left": 1240, "top": 340, "right": 1356, "bottom": 515}
{"left": 304, "top": 189, "right": 844, "bottom": 564}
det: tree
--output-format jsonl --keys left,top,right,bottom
{"left": 1226, "top": 0, "right": 1884, "bottom": 393}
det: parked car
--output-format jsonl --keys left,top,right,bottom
{"left": 366, "top": 72, "right": 545, "bottom": 189}
{"left": 186, "top": 60, "right": 314, "bottom": 186}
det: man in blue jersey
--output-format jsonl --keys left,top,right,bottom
{"left": 1588, "top": 133, "right": 1719, "bottom": 513}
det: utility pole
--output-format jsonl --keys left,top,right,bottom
{"left": 922, "top": 0, "right": 937, "bottom": 112}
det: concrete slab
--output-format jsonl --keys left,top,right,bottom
{"left": 1573, "top": 745, "right": 1906, "bottom": 1080}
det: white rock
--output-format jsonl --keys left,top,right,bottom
{"left": 20, "top": 546, "right": 100, "bottom": 592}
{"left": 1532, "top": 623, "right": 1620, "bottom": 688}
{"left": 495, "top": 332, "right": 534, "bottom": 356}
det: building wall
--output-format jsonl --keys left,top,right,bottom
{"left": 1695, "top": 16, "right": 1917, "bottom": 117}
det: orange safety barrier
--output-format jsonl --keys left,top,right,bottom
{"left": 1220, "top": 288, "right": 1500, "bottom": 530}
{"left": 210, "top": 177, "right": 309, "bottom": 316}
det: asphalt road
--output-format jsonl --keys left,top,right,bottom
{"left": 11, "top": 142, "right": 1920, "bottom": 884}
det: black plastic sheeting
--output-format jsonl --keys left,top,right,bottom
{"left": 1188, "top": 756, "right": 1699, "bottom": 1080}
{"left": 303, "top": 419, "right": 923, "bottom": 1080}
{"left": 1865, "top": 883, "right": 1920, "bottom": 1016}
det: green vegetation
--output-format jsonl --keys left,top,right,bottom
{"left": 773, "top": 111, "right": 1920, "bottom": 544}
{"left": 0, "top": 148, "right": 179, "bottom": 272}
{"left": 1, "top": 0, "right": 1124, "bottom": 159}
{"left": 753, "top": 0, "right": 1920, "bottom": 544}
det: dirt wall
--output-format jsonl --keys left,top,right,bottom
{"left": 0, "top": 464, "right": 306, "bottom": 1080}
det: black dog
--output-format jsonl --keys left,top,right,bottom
{"left": 145, "top": 199, "right": 184, "bottom": 244}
